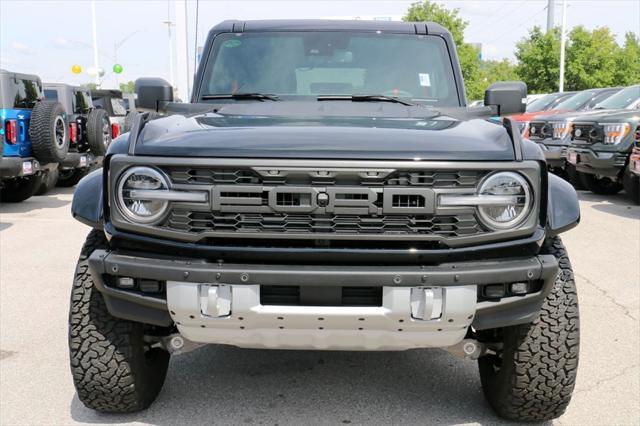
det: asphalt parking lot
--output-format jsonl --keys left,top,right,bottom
{"left": 0, "top": 187, "right": 638, "bottom": 425}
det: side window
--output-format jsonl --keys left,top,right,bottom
{"left": 74, "top": 91, "right": 90, "bottom": 113}
{"left": 14, "top": 79, "right": 41, "bottom": 109}
{"left": 44, "top": 89, "right": 59, "bottom": 102}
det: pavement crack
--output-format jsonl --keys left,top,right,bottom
{"left": 573, "top": 363, "right": 640, "bottom": 394}
{"left": 575, "top": 272, "right": 639, "bottom": 321}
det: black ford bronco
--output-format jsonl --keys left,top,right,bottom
{"left": 42, "top": 83, "right": 111, "bottom": 189}
{"left": 69, "top": 20, "right": 581, "bottom": 422}
{"left": 568, "top": 108, "right": 640, "bottom": 199}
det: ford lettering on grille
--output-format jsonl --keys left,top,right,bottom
{"left": 211, "top": 185, "right": 435, "bottom": 215}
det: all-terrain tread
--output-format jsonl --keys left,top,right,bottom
{"left": 86, "top": 109, "right": 110, "bottom": 156}
{"left": 68, "top": 229, "right": 169, "bottom": 413}
{"left": 480, "top": 236, "right": 579, "bottom": 422}
{"left": 30, "top": 101, "right": 69, "bottom": 163}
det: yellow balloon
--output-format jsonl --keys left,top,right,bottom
{"left": 71, "top": 64, "right": 82, "bottom": 74}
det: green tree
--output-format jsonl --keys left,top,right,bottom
{"left": 403, "top": 1, "right": 482, "bottom": 99}
{"left": 615, "top": 32, "right": 640, "bottom": 86}
{"left": 565, "top": 26, "right": 621, "bottom": 90}
{"left": 477, "top": 59, "right": 519, "bottom": 93}
{"left": 119, "top": 81, "right": 135, "bottom": 93}
{"left": 514, "top": 26, "right": 561, "bottom": 93}
{"left": 83, "top": 83, "right": 98, "bottom": 91}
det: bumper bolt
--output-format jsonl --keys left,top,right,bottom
{"left": 183, "top": 271, "right": 190, "bottom": 278}
{"left": 393, "top": 275, "right": 402, "bottom": 284}
{"left": 240, "top": 273, "right": 249, "bottom": 282}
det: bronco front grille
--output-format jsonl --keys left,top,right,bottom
{"left": 109, "top": 157, "right": 542, "bottom": 246}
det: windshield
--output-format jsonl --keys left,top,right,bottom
{"left": 594, "top": 86, "right": 640, "bottom": 109}
{"left": 554, "top": 90, "right": 599, "bottom": 111}
{"left": 200, "top": 32, "right": 460, "bottom": 106}
{"left": 526, "top": 93, "right": 566, "bottom": 112}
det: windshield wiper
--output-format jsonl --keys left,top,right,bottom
{"left": 201, "top": 93, "right": 280, "bottom": 101}
{"left": 317, "top": 94, "right": 415, "bottom": 106}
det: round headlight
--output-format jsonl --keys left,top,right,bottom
{"left": 477, "top": 172, "right": 532, "bottom": 230}
{"left": 116, "top": 166, "right": 170, "bottom": 224}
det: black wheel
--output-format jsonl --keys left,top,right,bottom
{"left": 29, "top": 101, "right": 69, "bottom": 163}
{"left": 86, "top": 109, "right": 111, "bottom": 156}
{"left": 0, "top": 174, "right": 43, "bottom": 202}
{"left": 124, "top": 110, "right": 139, "bottom": 132}
{"left": 565, "top": 164, "right": 585, "bottom": 190}
{"left": 580, "top": 172, "right": 622, "bottom": 195}
{"left": 622, "top": 168, "right": 640, "bottom": 205}
{"left": 56, "top": 168, "right": 89, "bottom": 188}
{"left": 35, "top": 168, "right": 59, "bottom": 195}
{"left": 478, "top": 237, "right": 579, "bottom": 422}
{"left": 69, "top": 229, "right": 170, "bottom": 413}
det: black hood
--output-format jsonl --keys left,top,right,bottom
{"left": 133, "top": 102, "right": 516, "bottom": 161}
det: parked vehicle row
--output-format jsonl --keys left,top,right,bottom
{"left": 510, "top": 84, "right": 640, "bottom": 204}
{"left": 0, "top": 69, "right": 138, "bottom": 202}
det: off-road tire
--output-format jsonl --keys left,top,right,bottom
{"left": 565, "top": 164, "right": 584, "bottom": 190}
{"left": 35, "top": 168, "right": 59, "bottom": 195}
{"left": 124, "top": 110, "right": 139, "bottom": 132}
{"left": 478, "top": 236, "right": 579, "bottom": 422}
{"left": 86, "top": 109, "right": 111, "bottom": 156}
{"left": 29, "top": 101, "right": 69, "bottom": 163}
{"left": 622, "top": 168, "right": 640, "bottom": 205}
{"left": 56, "top": 168, "right": 89, "bottom": 188}
{"left": 0, "top": 174, "right": 43, "bottom": 202}
{"left": 69, "top": 229, "right": 170, "bottom": 413}
{"left": 580, "top": 172, "right": 622, "bottom": 195}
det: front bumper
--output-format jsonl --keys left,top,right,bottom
{"left": 88, "top": 250, "right": 558, "bottom": 351}
{"left": 567, "top": 146, "right": 628, "bottom": 177}
{"left": 537, "top": 140, "right": 568, "bottom": 168}
{"left": 0, "top": 156, "right": 41, "bottom": 179}
{"left": 60, "top": 152, "right": 96, "bottom": 170}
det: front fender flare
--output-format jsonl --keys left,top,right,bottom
{"left": 71, "top": 168, "right": 104, "bottom": 229}
{"left": 546, "top": 173, "right": 580, "bottom": 236}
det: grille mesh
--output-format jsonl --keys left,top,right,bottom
{"left": 166, "top": 210, "right": 482, "bottom": 237}
{"left": 164, "top": 167, "right": 483, "bottom": 188}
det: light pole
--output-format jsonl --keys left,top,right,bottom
{"left": 559, "top": 0, "right": 567, "bottom": 92}
{"left": 90, "top": 0, "right": 100, "bottom": 86}
{"left": 163, "top": 19, "right": 175, "bottom": 87}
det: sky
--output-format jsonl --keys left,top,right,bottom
{"left": 1, "top": 0, "right": 639, "bottom": 91}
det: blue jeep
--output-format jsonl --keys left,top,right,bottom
{"left": 0, "top": 69, "right": 69, "bottom": 202}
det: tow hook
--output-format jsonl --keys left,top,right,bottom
{"left": 446, "top": 339, "right": 487, "bottom": 360}
{"left": 162, "top": 334, "right": 204, "bottom": 355}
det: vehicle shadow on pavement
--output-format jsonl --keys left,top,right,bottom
{"left": 577, "top": 191, "right": 640, "bottom": 220}
{"left": 69, "top": 345, "right": 551, "bottom": 425}
{"left": 0, "top": 187, "right": 73, "bottom": 215}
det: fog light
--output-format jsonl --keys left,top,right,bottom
{"left": 484, "top": 284, "right": 505, "bottom": 299}
{"left": 117, "top": 277, "right": 135, "bottom": 288}
{"left": 139, "top": 279, "right": 162, "bottom": 293}
{"left": 510, "top": 282, "right": 528, "bottom": 295}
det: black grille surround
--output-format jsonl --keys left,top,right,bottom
{"left": 108, "top": 157, "right": 543, "bottom": 248}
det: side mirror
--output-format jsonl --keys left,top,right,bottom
{"left": 135, "top": 78, "right": 173, "bottom": 111}
{"left": 484, "top": 81, "right": 527, "bottom": 115}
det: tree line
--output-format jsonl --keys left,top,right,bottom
{"left": 404, "top": 1, "right": 640, "bottom": 100}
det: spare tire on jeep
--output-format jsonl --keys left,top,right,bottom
{"left": 29, "top": 101, "right": 69, "bottom": 163}
{"left": 86, "top": 109, "right": 111, "bottom": 156}
{"left": 124, "top": 110, "right": 139, "bottom": 132}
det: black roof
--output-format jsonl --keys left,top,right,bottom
{"left": 210, "top": 19, "right": 451, "bottom": 36}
